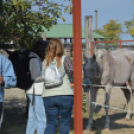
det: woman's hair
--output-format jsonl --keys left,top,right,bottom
{"left": 45, "top": 38, "right": 64, "bottom": 68}
{"left": 32, "top": 40, "right": 49, "bottom": 61}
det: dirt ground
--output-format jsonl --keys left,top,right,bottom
{"left": 0, "top": 87, "right": 134, "bottom": 134}
{"left": 83, "top": 88, "right": 134, "bottom": 134}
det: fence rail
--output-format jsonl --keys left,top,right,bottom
{"left": 95, "top": 44, "right": 134, "bottom": 51}
{"left": 1, "top": 43, "right": 134, "bottom": 64}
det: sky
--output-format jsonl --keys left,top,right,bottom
{"left": 56, "top": 0, "right": 134, "bottom": 41}
{"left": 33, "top": 0, "right": 134, "bottom": 41}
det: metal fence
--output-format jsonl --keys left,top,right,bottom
{"left": 94, "top": 44, "right": 134, "bottom": 51}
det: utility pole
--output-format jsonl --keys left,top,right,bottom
{"left": 94, "top": 10, "right": 98, "bottom": 30}
{"left": 38, "top": 0, "right": 41, "bottom": 13}
{"left": 133, "top": 13, "right": 134, "bottom": 24}
{"left": 132, "top": 1, "right": 134, "bottom": 25}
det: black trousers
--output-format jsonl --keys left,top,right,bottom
{"left": 0, "top": 102, "right": 3, "bottom": 129}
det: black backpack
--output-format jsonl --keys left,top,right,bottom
{"left": 7, "top": 49, "right": 37, "bottom": 90}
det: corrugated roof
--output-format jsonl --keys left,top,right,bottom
{"left": 40, "top": 24, "right": 105, "bottom": 39}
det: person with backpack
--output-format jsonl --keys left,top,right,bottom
{"left": 0, "top": 54, "right": 16, "bottom": 129}
{"left": 25, "top": 40, "right": 49, "bottom": 134}
{"left": 42, "top": 38, "right": 74, "bottom": 134}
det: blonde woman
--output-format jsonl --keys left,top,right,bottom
{"left": 42, "top": 38, "right": 74, "bottom": 134}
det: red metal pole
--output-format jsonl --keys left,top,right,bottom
{"left": 120, "top": 41, "right": 122, "bottom": 49}
{"left": 72, "top": 0, "right": 83, "bottom": 134}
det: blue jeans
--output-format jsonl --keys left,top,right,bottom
{"left": 26, "top": 95, "right": 46, "bottom": 134}
{"left": 43, "top": 95, "right": 74, "bottom": 134}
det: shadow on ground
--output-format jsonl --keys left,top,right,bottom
{"left": 70, "top": 112, "right": 134, "bottom": 134}
{"left": 1, "top": 98, "right": 27, "bottom": 134}
{"left": 1, "top": 98, "right": 134, "bottom": 134}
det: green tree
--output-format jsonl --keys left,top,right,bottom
{"left": 124, "top": 1, "right": 134, "bottom": 38}
{"left": 124, "top": 17, "right": 134, "bottom": 38}
{"left": 94, "top": 19, "right": 122, "bottom": 41}
{"left": 33, "top": 0, "right": 72, "bottom": 15}
{"left": 0, "top": 0, "right": 72, "bottom": 48}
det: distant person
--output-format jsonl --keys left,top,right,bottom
{"left": 26, "top": 40, "right": 49, "bottom": 134}
{"left": 0, "top": 54, "right": 16, "bottom": 129}
{"left": 42, "top": 38, "right": 74, "bottom": 134}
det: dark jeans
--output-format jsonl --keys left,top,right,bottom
{"left": 44, "top": 95, "right": 74, "bottom": 134}
{"left": 0, "top": 102, "right": 3, "bottom": 129}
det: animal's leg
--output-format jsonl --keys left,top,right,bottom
{"left": 132, "top": 90, "right": 134, "bottom": 114}
{"left": 121, "top": 87, "right": 132, "bottom": 120}
{"left": 129, "top": 84, "right": 134, "bottom": 114}
{"left": 86, "top": 88, "right": 98, "bottom": 129}
{"left": 104, "top": 85, "right": 112, "bottom": 128}
{"left": 130, "top": 64, "right": 134, "bottom": 115}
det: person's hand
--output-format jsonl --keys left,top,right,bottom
{"left": 70, "top": 83, "right": 74, "bottom": 89}
{"left": 0, "top": 75, "right": 4, "bottom": 85}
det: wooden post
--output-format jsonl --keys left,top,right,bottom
{"left": 94, "top": 10, "right": 98, "bottom": 30}
{"left": 85, "top": 16, "right": 93, "bottom": 57}
{"left": 43, "top": 33, "right": 46, "bottom": 40}
{"left": 85, "top": 16, "right": 94, "bottom": 113}
{"left": 70, "top": 38, "right": 73, "bottom": 43}
{"left": 64, "top": 38, "right": 67, "bottom": 44}
{"left": 73, "top": 0, "right": 83, "bottom": 133}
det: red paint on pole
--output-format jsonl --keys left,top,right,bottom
{"left": 72, "top": 0, "right": 83, "bottom": 134}
{"left": 120, "top": 41, "right": 122, "bottom": 49}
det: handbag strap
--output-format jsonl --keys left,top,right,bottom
{"left": 43, "top": 56, "right": 66, "bottom": 75}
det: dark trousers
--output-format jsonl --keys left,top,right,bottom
{"left": 44, "top": 95, "right": 74, "bottom": 134}
{"left": 0, "top": 102, "right": 3, "bottom": 129}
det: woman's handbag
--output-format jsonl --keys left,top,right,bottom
{"left": 43, "top": 60, "right": 63, "bottom": 88}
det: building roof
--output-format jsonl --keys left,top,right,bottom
{"left": 41, "top": 24, "right": 105, "bottom": 39}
